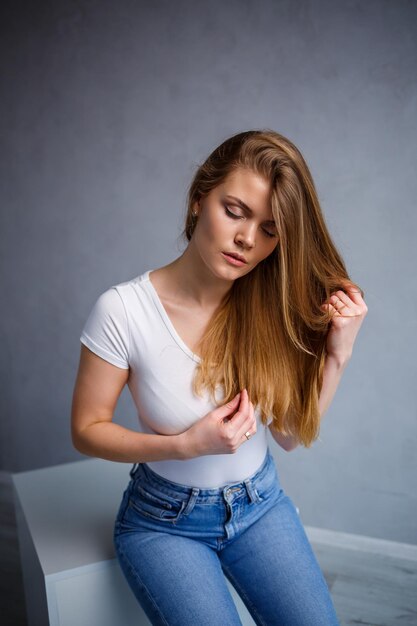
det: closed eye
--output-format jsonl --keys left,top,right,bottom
{"left": 224, "top": 206, "right": 243, "bottom": 220}
{"left": 224, "top": 206, "right": 277, "bottom": 239}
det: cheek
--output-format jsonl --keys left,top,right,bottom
{"left": 200, "top": 214, "right": 228, "bottom": 244}
{"left": 193, "top": 218, "right": 220, "bottom": 252}
{"left": 259, "top": 239, "right": 278, "bottom": 260}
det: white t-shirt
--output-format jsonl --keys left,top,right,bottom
{"left": 80, "top": 269, "right": 272, "bottom": 488}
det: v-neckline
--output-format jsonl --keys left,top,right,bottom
{"left": 144, "top": 269, "right": 202, "bottom": 364}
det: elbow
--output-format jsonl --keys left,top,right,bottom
{"left": 71, "top": 434, "right": 84, "bottom": 454}
{"left": 269, "top": 427, "right": 300, "bottom": 452}
{"left": 285, "top": 442, "right": 300, "bottom": 452}
{"left": 71, "top": 427, "right": 89, "bottom": 456}
{"left": 279, "top": 440, "right": 299, "bottom": 452}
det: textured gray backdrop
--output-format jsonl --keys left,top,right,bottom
{"left": 1, "top": 0, "right": 416, "bottom": 544}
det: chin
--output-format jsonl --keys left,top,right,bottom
{"left": 211, "top": 264, "right": 238, "bottom": 281}
{"left": 223, "top": 265, "right": 252, "bottom": 280}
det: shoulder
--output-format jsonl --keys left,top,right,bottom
{"left": 81, "top": 270, "right": 153, "bottom": 336}
{"left": 92, "top": 272, "right": 145, "bottom": 316}
{"left": 80, "top": 278, "right": 140, "bottom": 369}
{"left": 85, "top": 285, "right": 128, "bottom": 327}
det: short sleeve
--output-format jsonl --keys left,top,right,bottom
{"left": 80, "top": 287, "right": 130, "bottom": 369}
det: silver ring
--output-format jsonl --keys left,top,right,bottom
{"left": 244, "top": 431, "right": 251, "bottom": 440}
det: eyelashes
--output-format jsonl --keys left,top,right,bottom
{"left": 262, "top": 230, "right": 277, "bottom": 239}
{"left": 224, "top": 206, "right": 242, "bottom": 220}
{"left": 224, "top": 206, "right": 277, "bottom": 239}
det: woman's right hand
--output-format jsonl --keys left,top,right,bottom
{"left": 182, "top": 389, "right": 257, "bottom": 458}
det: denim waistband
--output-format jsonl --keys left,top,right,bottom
{"left": 128, "top": 448, "right": 274, "bottom": 504}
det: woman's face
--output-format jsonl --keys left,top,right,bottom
{"left": 191, "top": 167, "right": 279, "bottom": 280}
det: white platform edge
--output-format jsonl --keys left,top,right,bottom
{"left": 45, "top": 558, "right": 115, "bottom": 582}
{"left": 42, "top": 532, "right": 417, "bottom": 583}
{"left": 305, "top": 525, "right": 417, "bottom": 562}
{"left": 44, "top": 560, "right": 119, "bottom": 626}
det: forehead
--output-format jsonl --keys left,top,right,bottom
{"left": 218, "top": 168, "right": 273, "bottom": 218}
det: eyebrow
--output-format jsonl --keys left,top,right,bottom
{"left": 225, "top": 195, "right": 276, "bottom": 226}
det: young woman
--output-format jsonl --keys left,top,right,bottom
{"left": 71, "top": 129, "right": 367, "bottom": 625}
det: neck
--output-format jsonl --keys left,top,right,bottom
{"left": 163, "top": 245, "right": 234, "bottom": 310}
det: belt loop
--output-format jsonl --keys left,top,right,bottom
{"left": 244, "top": 478, "right": 261, "bottom": 503}
{"left": 129, "top": 462, "right": 139, "bottom": 479}
{"left": 182, "top": 487, "right": 200, "bottom": 516}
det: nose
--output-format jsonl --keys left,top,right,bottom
{"left": 235, "top": 221, "right": 256, "bottom": 249}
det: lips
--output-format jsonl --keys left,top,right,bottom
{"left": 223, "top": 251, "right": 247, "bottom": 263}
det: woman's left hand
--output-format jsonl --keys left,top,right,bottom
{"left": 320, "top": 285, "right": 368, "bottom": 363}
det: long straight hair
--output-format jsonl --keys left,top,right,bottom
{"left": 180, "top": 129, "right": 364, "bottom": 448}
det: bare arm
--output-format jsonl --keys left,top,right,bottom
{"left": 72, "top": 345, "right": 258, "bottom": 462}
{"left": 268, "top": 353, "right": 350, "bottom": 452}
{"left": 71, "top": 345, "right": 190, "bottom": 463}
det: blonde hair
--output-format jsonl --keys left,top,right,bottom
{"left": 180, "top": 129, "right": 364, "bottom": 448}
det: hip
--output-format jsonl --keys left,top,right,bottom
{"left": 113, "top": 448, "right": 296, "bottom": 549}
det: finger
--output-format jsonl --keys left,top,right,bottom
{"left": 217, "top": 393, "right": 241, "bottom": 420}
{"left": 239, "top": 397, "right": 254, "bottom": 432}
{"left": 344, "top": 284, "right": 364, "bottom": 306}
{"left": 321, "top": 303, "right": 340, "bottom": 319}
{"left": 250, "top": 400, "right": 255, "bottom": 426}
{"left": 247, "top": 400, "right": 256, "bottom": 433}
{"left": 230, "top": 388, "right": 249, "bottom": 429}
{"left": 239, "top": 410, "right": 256, "bottom": 443}
{"left": 334, "top": 290, "right": 353, "bottom": 307}
{"left": 241, "top": 401, "right": 255, "bottom": 441}
{"left": 339, "top": 290, "right": 364, "bottom": 316}
{"left": 329, "top": 292, "right": 355, "bottom": 316}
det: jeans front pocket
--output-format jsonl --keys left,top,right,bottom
{"left": 128, "top": 481, "right": 187, "bottom": 524}
{"left": 253, "top": 463, "right": 283, "bottom": 503}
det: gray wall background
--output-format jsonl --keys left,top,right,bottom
{"left": 1, "top": 0, "right": 416, "bottom": 544}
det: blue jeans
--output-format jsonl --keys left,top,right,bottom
{"left": 113, "top": 448, "right": 340, "bottom": 625}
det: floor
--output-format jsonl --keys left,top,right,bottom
{"left": 1, "top": 470, "right": 416, "bottom": 626}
